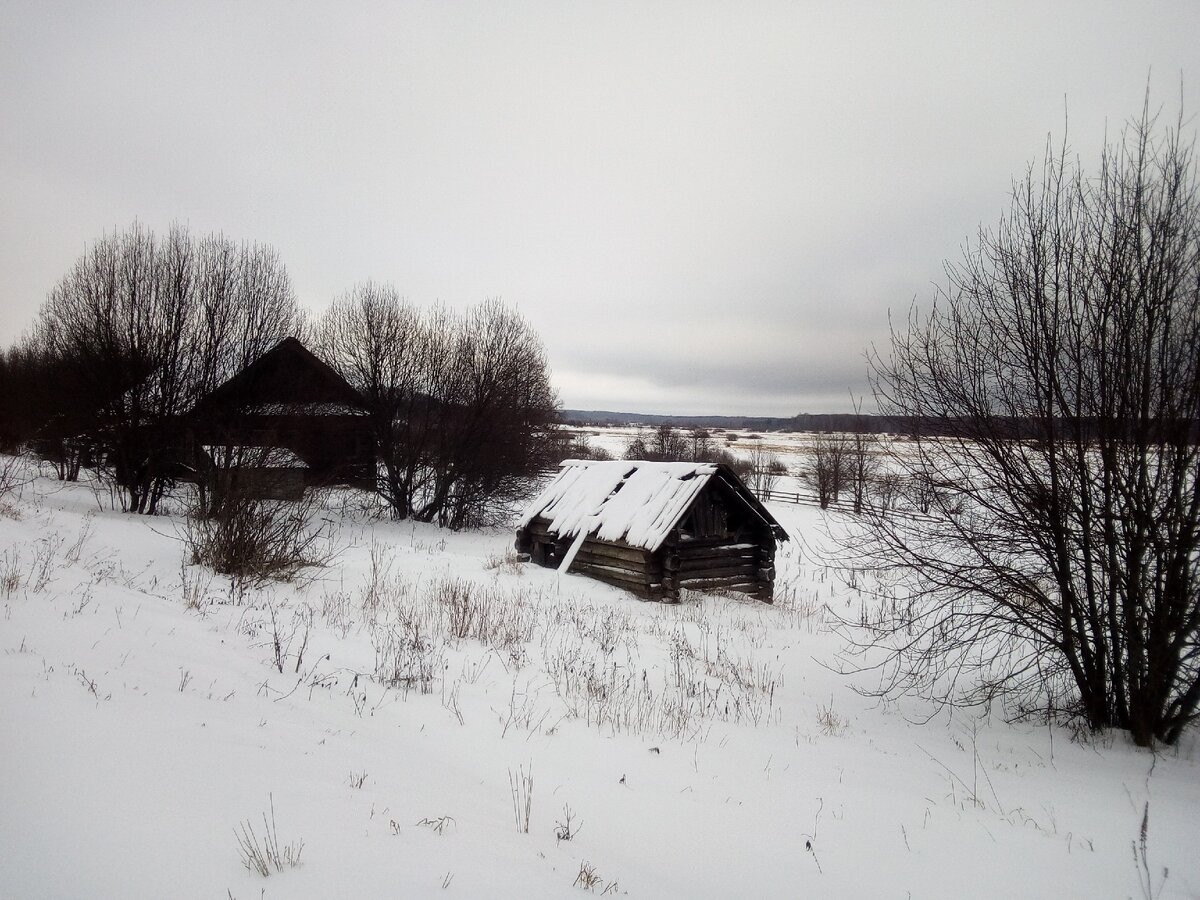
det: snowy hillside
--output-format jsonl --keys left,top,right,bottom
{"left": 1, "top": 459, "right": 1196, "bottom": 898}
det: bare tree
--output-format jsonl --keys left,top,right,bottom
{"left": 424, "top": 299, "right": 560, "bottom": 528}
{"left": 847, "top": 399, "right": 879, "bottom": 514}
{"left": 688, "top": 427, "right": 712, "bottom": 461}
{"left": 748, "top": 442, "right": 786, "bottom": 500}
{"left": 37, "top": 223, "right": 183, "bottom": 512}
{"left": 848, "top": 96, "right": 1200, "bottom": 746}
{"left": 315, "top": 283, "right": 430, "bottom": 518}
{"left": 36, "top": 223, "right": 300, "bottom": 512}
{"left": 811, "top": 432, "right": 849, "bottom": 509}
{"left": 0, "top": 332, "right": 96, "bottom": 476}
{"left": 317, "top": 293, "right": 559, "bottom": 528}
{"left": 624, "top": 424, "right": 689, "bottom": 462}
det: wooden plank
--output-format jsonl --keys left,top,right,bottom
{"left": 577, "top": 541, "right": 651, "bottom": 564}
{"left": 677, "top": 553, "right": 757, "bottom": 569}
{"left": 672, "top": 537, "right": 758, "bottom": 550}
{"left": 572, "top": 561, "right": 652, "bottom": 587}
{"left": 572, "top": 549, "right": 649, "bottom": 574}
{"left": 677, "top": 551, "right": 759, "bottom": 566}
{"left": 678, "top": 564, "right": 760, "bottom": 580}
{"left": 676, "top": 547, "right": 759, "bottom": 561}
{"left": 677, "top": 554, "right": 759, "bottom": 568}
{"left": 669, "top": 555, "right": 757, "bottom": 573}
{"left": 574, "top": 566, "right": 649, "bottom": 588}
{"left": 526, "top": 518, "right": 555, "bottom": 537}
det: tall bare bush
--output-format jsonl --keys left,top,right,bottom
{"left": 35, "top": 223, "right": 300, "bottom": 513}
{"left": 852, "top": 95, "right": 1200, "bottom": 746}
{"left": 317, "top": 291, "right": 559, "bottom": 529}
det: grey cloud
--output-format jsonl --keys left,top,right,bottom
{"left": 1, "top": 2, "right": 1195, "bottom": 416}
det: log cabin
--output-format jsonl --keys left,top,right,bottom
{"left": 515, "top": 459, "right": 788, "bottom": 602}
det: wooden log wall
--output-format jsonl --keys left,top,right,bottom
{"left": 662, "top": 537, "right": 776, "bottom": 602}
{"left": 517, "top": 520, "right": 665, "bottom": 600}
{"left": 517, "top": 519, "right": 777, "bottom": 603}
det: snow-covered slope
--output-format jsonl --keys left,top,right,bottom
{"left": 1, "top": 461, "right": 1196, "bottom": 898}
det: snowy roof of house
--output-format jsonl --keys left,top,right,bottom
{"left": 201, "top": 445, "right": 308, "bottom": 469}
{"left": 518, "top": 459, "right": 785, "bottom": 552}
{"left": 246, "top": 402, "right": 366, "bottom": 416}
{"left": 190, "top": 337, "right": 366, "bottom": 416}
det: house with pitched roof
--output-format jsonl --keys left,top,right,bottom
{"left": 516, "top": 459, "right": 788, "bottom": 602}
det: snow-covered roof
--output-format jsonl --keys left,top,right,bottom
{"left": 247, "top": 402, "right": 366, "bottom": 416}
{"left": 201, "top": 445, "right": 308, "bottom": 469}
{"left": 519, "top": 459, "right": 724, "bottom": 552}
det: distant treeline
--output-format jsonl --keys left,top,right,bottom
{"left": 562, "top": 410, "right": 1200, "bottom": 441}
{"left": 562, "top": 409, "right": 915, "bottom": 434}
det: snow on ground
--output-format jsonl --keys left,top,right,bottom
{"left": 1, "top": 459, "right": 1197, "bottom": 898}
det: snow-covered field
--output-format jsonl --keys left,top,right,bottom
{"left": 1, "top": 458, "right": 1197, "bottom": 899}
{"left": 561, "top": 423, "right": 826, "bottom": 467}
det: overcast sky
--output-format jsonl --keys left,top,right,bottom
{"left": 1, "top": 2, "right": 1195, "bottom": 415}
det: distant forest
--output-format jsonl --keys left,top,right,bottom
{"left": 562, "top": 409, "right": 911, "bottom": 434}
{"left": 561, "top": 410, "right": 1200, "bottom": 441}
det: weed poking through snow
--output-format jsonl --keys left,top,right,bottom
{"left": 416, "top": 815, "right": 456, "bottom": 835}
{"left": 555, "top": 804, "right": 582, "bottom": 844}
{"left": 1132, "top": 802, "right": 1169, "bottom": 900}
{"left": 234, "top": 794, "right": 304, "bottom": 877}
{"left": 509, "top": 764, "right": 534, "bottom": 833}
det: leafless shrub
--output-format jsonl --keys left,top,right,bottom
{"left": 1, "top": 549, "right": 23, "bottom": 597}
{"left": 554, "top": 804, "right": 582, "bottom": 844}
{"left": 496, "top": 677, "right": 551, "bottom": 738}
{"left": 573, "top": 861, "right": 605, "bottom": 892}
{"left": 869, "top": 471, "right": 903, "bottom": 513}
{"left": 426, "top": 577, "right": 537, "bottom": 664}
{"left": 484, "top": 549, "right": 525, "bottom": 575}
{"left": 811, "top": 433, "right": 850, "bottom": 509}
{"left": 372, "top": 613, "right": 444, "bottom": 695}
{"left": 748, "top": 443, "right": 787, "bottom": 500}
{"left": 184, "top": 489, "right": 335, "bottom": 588}
{"left": 0, "top": 454, "right": 31, "bottom": 516}
{"left": 816, "top": 697, "right": 848, "bottom": 736}
{"left": 265, "top": 602, "right": 313, "bottom": 674}
{"left": 26, "top": 535, "right": 59, "bottom": 593}
{"left": 181, "top": 561, "right": 213, "bottom": 614}
{"left": 359, "top": 541, "right": 394, "bottom": 623}
{"left": 63, "top": 514, "right": 93, "bottom": 564}
{"left": 568, "top": 435, "right": 612, "bottom": 461}
{"left": 316, "top": 290, "right": 559, "bottom": 529}
{"left": 847, "top": 401, "right": 880, "bottom": 514}
{"left": 438, "top": 578, "right": 480, "bottom": 640}
{"left": 852, "top": 96, "right": 1200, "bottom": 746}
{"left": 320, "top": 586, "right": 354, "bottom": 637}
